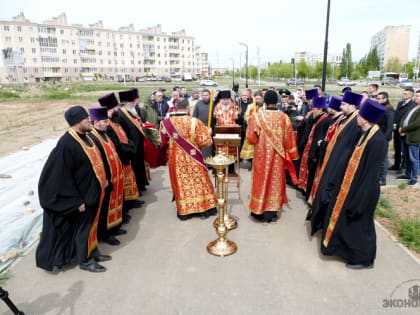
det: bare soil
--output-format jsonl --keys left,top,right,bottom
{"left": 0, "top": 100, "right": 90, "bottom": 157}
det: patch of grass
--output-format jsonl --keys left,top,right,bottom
{"left": 402, "top": 195, "right": 409, "bottom": 202}
{"left": 0, "top": 91, "right": 20, "bottom": 101}
{"left": 375, "top": 206, "right": 397, "bottom": 219}
{"left": 378, "top": 196, "right": 392, "bottom": 209}
{"left": 375, "top": 197, "right": 396, "bottom": 219}
{"left": 40, "top": 91, "right": 72, "bottom": 100}
{"left": 397, "top": 218, "right": 420, "bottom": 253}
{"left": 398, "top": 182, "right": 408, "bottom": 190}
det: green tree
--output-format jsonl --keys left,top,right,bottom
{"left": 385, "top": 58, "right": 403, "bottom": 72}
{"left": 366, "top": 47, "right": 380, "bottom": 71}
{"left": 339, "top": 43, "right": 353, "bottom": 79}
{"left": 296, "top": 60, "right": 310, "bottom": 78}
{"left": 249, "top": 65, "right": 259, "bottom": 81}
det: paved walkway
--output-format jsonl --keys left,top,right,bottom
{"left": 1, "top": 167, "right": 419, "bottom": 315}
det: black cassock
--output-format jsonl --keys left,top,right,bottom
{"left": 321, "top": 127, "right": 387, "bottom": 265}
{"left": 309, "top": 111, "right": 362, "bottom": 235}
{"left": 118, "top": 109, "right": 149, "bottom": 191}
{"left": 36, "top": 132, "right": 101, "bottom": 271}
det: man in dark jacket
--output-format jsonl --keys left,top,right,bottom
{"left": 376, "top": 91, "right": 395, "bottom": 185}
{"left": 389, "top": 88, "right": 415, "bottom": 171}
{"left": 398, "top": 90, "right": 420, "bottom": 186}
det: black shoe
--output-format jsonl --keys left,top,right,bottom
{"left": 345, "top": 262, "right": 374, "bottom": 270}
{"left": 79, "top": 259, "right": 107, "bottom": 273}
{"left": 133, "top": 200, "right": 145, "bottom": 208}
{"left": 408, "top": 179, "right": 418, "bottom": 186}
{"left": 396, "top": 174, "right": 410, "bottom": 180}
{"left": 114, "top": 228, "right": 127, "bottom": 236}
{"left": 122, "top": 214, "right": 131, "bottom": 224}
{"left": 102, "top": 235, "right": 120, "bottom": 246}
{"left": 388, "top": 165, "right": 400, "bottom": 171}
{"left": 93, "top": 254, "right": 112, "bottom": 262}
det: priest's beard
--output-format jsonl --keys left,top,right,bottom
{"left": 128, "top": 106, "right": 139, "bottom": 117}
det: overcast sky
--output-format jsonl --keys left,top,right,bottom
{"left": 1, "top": 0, "right": 419, "bottom": 68}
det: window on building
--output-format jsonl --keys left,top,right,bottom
{"left": 60, "top": 30, "right": 64, "bottom": 35}
{"left": 33, "top": 58, "right": 37, "bottom": 63}
{"left": 20, "top": 48, "right": 25, "bottom": 53}
{"left": 19, "top": 37, "right": 23, "bottom": 42}
{"left": 62, "top": 49, "right": 66, "bottom": 54}
{"left": 32, "top": 48, "right": 36, "bottom": 54}
{"left": 17, "top": 26, "right": 22, "bottom": 32}
{"left": 5, "top": 36, "right": 11, "bottom": 42}
{"left": 4, "top": 25, "right": 10, "bottom": 31}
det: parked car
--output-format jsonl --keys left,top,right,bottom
{"left": 286, "top": 78, "right": 305, "bottom": 86}
{"left": 337, "top": 77, "right": 356, "bottom": 86}
{"left": 381, "top": 77, "right": 397, "bottom": 86}
{"left": 399, "top": 79, "right": 414, "bottom": 88}
{"left": 200, "top": 79, "right": 218, "bottom": 87}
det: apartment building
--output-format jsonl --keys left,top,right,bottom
{"left": 370, "top": 25, "right": 411, "bottom": 69}
{"left": 294, "top": 51, "right": 342, "bottom": 64}
{"left": 0, "top": 12, "right": 208, "bottom": 83}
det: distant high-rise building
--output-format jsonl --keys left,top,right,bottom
{"left": 370, "top": 25, "right": 411, "bottom": 70}
{"left": 294, "top": 51, "right": 342, "bottom": 64}
{"left": 0, "top": 12, "right": 209, "bottom": 83}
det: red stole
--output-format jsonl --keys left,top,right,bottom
{"left": 91, "top": 129, "right": 124, "bottom": 229}
{"left": 120, "top": 107, "right": 152, "bottom": 181}
{"left": 162, "top": 117, "right": 207, "bottom": 170}
{"left": 109, "top": 122, "right": 139, "bottom": 201}
{"left": 68, "top": 128, "right": 106, "bottom": 258}
{"left": 298, "top": 113, "right": 328, "bottom": 192}
{"left": 255, "top": 110, "right": 298, "bottom": 184}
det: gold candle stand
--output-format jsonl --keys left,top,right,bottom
{"left": 205, "top": 150, "right": 237, "bottom": 256}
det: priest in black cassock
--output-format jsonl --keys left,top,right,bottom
{"left": 36, "top": 106, "right": 111, "bottom": 273}
{"left": 308, "top": 91, "right": 363, "bottom": 235}
{"left": 117, "top": 89, "right": 149, "bottom": 191}
{"left": 321, "top": 99, "right": 387, "bottom": 269}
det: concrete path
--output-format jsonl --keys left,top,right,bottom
{"left": 1, "top": 167, "right": 419, "bottom": 315}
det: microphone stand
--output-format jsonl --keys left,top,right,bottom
{"left": 0, "top": 287, "right": 25, "bottom": 315}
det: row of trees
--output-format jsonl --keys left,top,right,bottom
{"left": 227, "top": 43, "right": 417, "bottom": 81}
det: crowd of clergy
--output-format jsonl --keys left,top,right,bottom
{"left": 35, "top": 83, "right": 420, "bottom": 272}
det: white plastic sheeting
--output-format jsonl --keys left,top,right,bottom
{"left": 0, "top": 139, "right": 57, "bottom": 272}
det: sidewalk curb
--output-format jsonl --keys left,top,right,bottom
{"left": 375, "top": 219, "right": 420, "bottom": 265}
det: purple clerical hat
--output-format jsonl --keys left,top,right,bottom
{"left": 130, "top": 87, "right": 139, "bottom": 99}
{"left": 218, "top": 90, "right": 231, "bottom": 99}
{"left": 119, "top": 90, "right": 135, "bottom": 104}
{"left": 328, "top": 96, "right": 342, "bottom": 111}
{"left": 359, "top": 99, "right": 386, "bottom": 123}
{"left": 305, "top": 88, "right": 319, "bottom": 101}
{"left": 342, "top": 91, "right": 363, "bottom": 106}
{"left": 88, "top": 107, "right": 108, "bottom": 121}
{"left": 98, "top": 93, "right": 119, "bottom": 109}
{"left": 312, "top": 96, "right": 327, "bottom": 108}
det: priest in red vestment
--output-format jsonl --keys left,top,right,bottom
{"left": 246, "top": 90, "right": 298, "bottom": 223}
{"left": 160, "top": 99, "right": 217, "bottom": 221}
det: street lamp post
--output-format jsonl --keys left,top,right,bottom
{"left": 321, "top": 0, "right": 331, "bottom": 92}
{"left": 239, "top": 42, "right": 248, "bottom": 88}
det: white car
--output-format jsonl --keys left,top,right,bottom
{"left": 337, "top": 77, "right": 356, "bottom": 86}
{"left": 200, "top": 79, "right": 218, "bottom": 87}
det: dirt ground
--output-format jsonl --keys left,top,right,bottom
{"left": 0, "top": 100, "right": 90, "bottom": 157}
